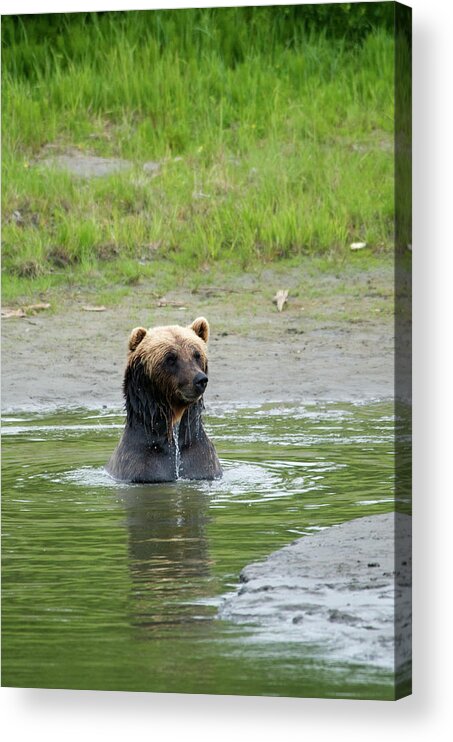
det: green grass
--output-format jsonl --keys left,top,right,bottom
{"left": 1, "top": 9, "right": 395, "bottom": 305}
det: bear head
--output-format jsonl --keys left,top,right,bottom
{"left": 124, "top": 317, "right": 210, "bottom": 426}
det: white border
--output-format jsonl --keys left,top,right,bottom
{"left": 2, "top": 0, "right": 453, "bottom": 739}
{"left": 2, "top": 0, "right": 362, "bottom": 14}
{"left": 1, "top": 1, "right": 371, "bottom": 15}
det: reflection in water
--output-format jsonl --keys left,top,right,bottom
{"left": 1, "top": 401, "right": 410, "bottom": 698}
{"left": 121, "top": 484, "right": 214, "bottom": 632}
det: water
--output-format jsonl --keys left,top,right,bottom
{"left": 1, "top": 401, "right": 409, "bottom": 699}
{"left": 173, "top": 420, "right": 181, "bottom": 478}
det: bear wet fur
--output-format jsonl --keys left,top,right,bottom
{"left": 107, "top": 317, "right": 222, "bottom": 483}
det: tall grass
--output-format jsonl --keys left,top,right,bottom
{"left": 1, "top": 8, "right": 395, "bottom": 302}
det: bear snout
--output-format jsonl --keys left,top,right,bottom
{"left": 193, "top": 372, "right": 208, "bottom": 394}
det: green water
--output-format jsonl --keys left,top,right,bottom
{"left": 1, "top": 401, "right": 408, "bottom": 699}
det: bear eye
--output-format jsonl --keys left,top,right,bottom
{"left": 166, "top": 353, "right": 178, "bottom": 366}
{"left": 193, "top": 350, "right": 201, "bottom": 362}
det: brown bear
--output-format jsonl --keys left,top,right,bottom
{"left": 106, "top": 317, "right": 222, "bottom": 483}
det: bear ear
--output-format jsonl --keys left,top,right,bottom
{"left": 128, "top": 327, "right": 147, "bottom": 352}
{"left": 190, "top": 317, "right": 209, "bottom": 343}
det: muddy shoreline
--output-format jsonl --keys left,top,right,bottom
{"left": 219, "top": 512, "right": 412, "bottom": 673}
{"left": 1, "top": 266, "right": 397, "bottom": 412}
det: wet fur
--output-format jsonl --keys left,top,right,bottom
{"left": 107, "top": 318, "right": 222, "bottom": 483}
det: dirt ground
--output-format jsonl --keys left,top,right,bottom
{"left": 1, "top": 263, "right": 397, "bottom": 412}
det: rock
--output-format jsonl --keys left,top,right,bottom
{"left": 12, "top": 210, "right": 25, "bottom": 226}
{"left": 39, "top": 152, "right": 133, "bottom": 178}
{"left": 273, "top": 289, "right": 289, "bottom": 312}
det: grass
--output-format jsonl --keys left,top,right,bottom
{"left": 1, "top": 9, "right": 396, "bottom": 306}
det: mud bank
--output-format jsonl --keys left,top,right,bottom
{"left": 219, "top": 512, "right": 412, "bottom": 672}
{"left": 1, "top": 265, "right": 396, "bottom": 412}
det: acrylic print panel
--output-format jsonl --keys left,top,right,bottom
{"left": 1, "top": 2, "right": 411, "bottom": 700}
